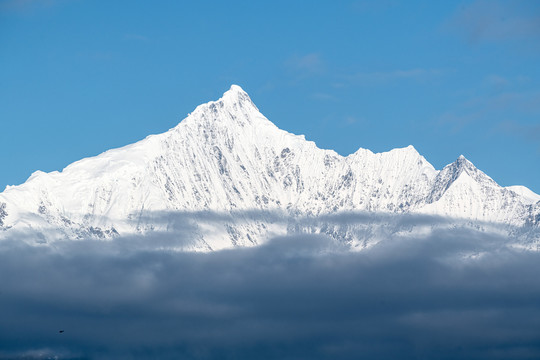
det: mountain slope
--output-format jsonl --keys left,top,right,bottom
{"left": 0, "top": 85, "right": 538, "bottom": 249}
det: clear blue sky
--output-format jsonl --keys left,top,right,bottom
{"left": 1, "top": 0, "right": 539, "bottom": 193}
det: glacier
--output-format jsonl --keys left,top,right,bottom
{"left": 0, "top": 85, "right": 538, "bottom": 250}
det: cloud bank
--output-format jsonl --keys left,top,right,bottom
{"left": 1, "top": 220, "right": 540, "bottom": 359}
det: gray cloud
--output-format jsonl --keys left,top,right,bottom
{"left": 1, "top": 213, "right": 540, "bottom": 359}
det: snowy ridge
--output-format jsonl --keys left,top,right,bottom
{"left": 0, "top": 85, "right": 538, "bottom": 250}
{"left": 507, "top": 185, "right": 540, "bottom": 205}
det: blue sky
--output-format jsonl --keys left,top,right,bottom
{"left": 1, "top": 0, "right": 539, "bottom": 193}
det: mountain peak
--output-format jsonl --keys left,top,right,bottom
{"left": 427, "top": 155, "right": 498, "bottom": 203}
{"left": 450, "top": 155, "right": 481, "bottom": 178}
{"left": 449, "top": 156, "right": 485, "bottom": 181}
{"left": 228, "top": 84, "right": 246, "bottom": 94}
{"left": 178, "top": 85, "right": 261, "bottom": 131}
{"left": 221, "top": 84, "right": 254, "bottom": 106}
{"left": 1, "top": 86, "right": 537, "bottom": 247}
{"left": 400, "top": 144, "right": 420, "bottom": 156}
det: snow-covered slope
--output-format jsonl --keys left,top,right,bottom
{"left": 0, "top": 85, "right": 538, "bottom": 249}
{"left": 507, "top": 185, "right": 540, "bottom": 205}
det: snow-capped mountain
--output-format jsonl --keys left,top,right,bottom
{"left": 1, "top": 85, "right": 538, "bottom": 250}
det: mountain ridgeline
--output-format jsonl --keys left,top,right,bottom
{"left": 1, "top": 85, "right": 539, "bottom": 250}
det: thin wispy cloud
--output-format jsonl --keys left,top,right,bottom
{"left": 448, "top": 0, "right": 540, "bottom": 43}
{"left": 286, "top": 53, "right": 325, "bottom": 74}
{"left": 344, "top": 116, "right": 360, "bottom": 125}
{"left": 497, "top": 121, "right": 540, "bottom": 149}
{"left": 485, "top": 74, "right": 510, "bottom": 89}
{"left": 350, "top": 68, "right": 446, "bottom": 85}
{"left": 437, "top": 110, "right": 482, "bottom": 134}
{"left": 438, "top": 90, "right": 540, "bottom": 134}
{"left": 124, "top": 33, "right": 149, "bottom": 42}
{"left": 311, "top": 92, "right": 338, "bottom": 101}
{"left": 76, "top": 50, "right": 114, "bottom": 61}
{"left": 0, "top": 0, "right": 59, "bottom": 12}
{"left": 351, "top": 0, "right": 399, "bottom": 13}
{"left": 339, "top": 115, "right": 368, "bottom": 128}
{"left": 483, "top": 74, "right": 531, "bottom": 90}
